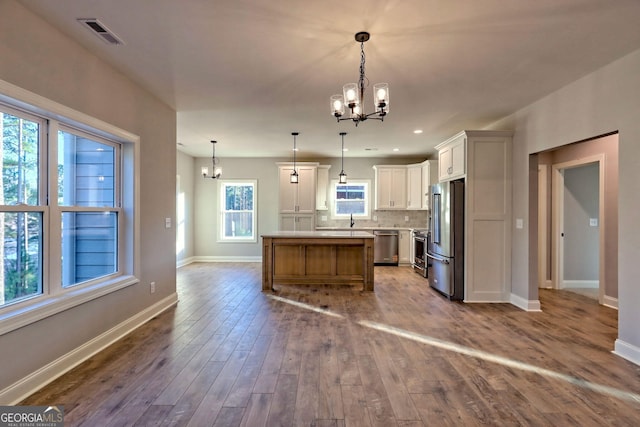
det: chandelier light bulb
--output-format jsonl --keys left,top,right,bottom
{"left": 333, "top": 99, "right": 342, "bottom": 110}
{"left": 346, "top": 89, "right": 356, "bottom": 101}
{"left": 376, "top": 88, "right": 386, "bottom": 102}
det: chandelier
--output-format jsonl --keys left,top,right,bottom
{"left": 201, "top": 140, "right": 221, "bottom": 179}
{"left": 330, "top": 32, "right": 389, "bottom": 126}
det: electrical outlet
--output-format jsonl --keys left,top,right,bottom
{"left": 165, "top": 218, "right": 172, "bottom": 228}
{"left": 150, "top": 281, "right": 156, "bottom": 293}
{"left": 590, "top": 218, "right": 598, "bottom": 227}
{"left": 405, "top": 215, "right": 409, "bottom": 222}
{"left": 516, "top": 218, "right": 524, "bottom": 229}
{"left": 321, "top": 215, "right": 327, "bottom": 221}
{"left": 373, "top": 215, "right": 378, "bottom": 221}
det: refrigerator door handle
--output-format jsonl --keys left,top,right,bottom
{"left": 432, "top": 193, "right": 441, "bottom": 244}
{"left": 425, "top": 252, "right": 450, "bottom": 264}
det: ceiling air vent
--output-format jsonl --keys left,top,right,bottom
{"left": 77, "top": 18, "right": 124, "bottom": 45}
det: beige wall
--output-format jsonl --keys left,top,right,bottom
{"left": 0, "top": 0, "right": 177, "bottom": 395}
{"left": 491, "top": 48, "right": 640, "bottom": 361}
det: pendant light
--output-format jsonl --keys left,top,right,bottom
{"left": 201, "top": 140, "right": 221, "bottom": 179}
{"left": 290, "top": 132, "right": 299, "bottom": 184}
{"left": 339, "top": 132, "right": 347, "bottom": 184}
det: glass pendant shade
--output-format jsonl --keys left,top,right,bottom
{"left": 339, "top": 170, "right": 347, "bottom": 184}
{"left": 290, "top": 132, "right": 299, "bottom": 184}
{"left": 343, "top": 83, "right": 360, "bottom": 109}
{"left": 373, "top": 83, "right": 389, "bottom": 113}
{"left": 201, "top": 166, "right": 209, "bottom": 177}
{"left": 330, "top": 94, "right": 345, "bottom": 117}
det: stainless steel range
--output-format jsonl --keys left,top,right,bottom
{"left": 412, "top": 229, "right": 429, "bottom": 277}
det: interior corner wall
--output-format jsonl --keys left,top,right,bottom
{"left": 0, "top": 0, "right": 177, "bottom": 397}
{"left": 491, "top": 47, "right": 640, "bottom": 359}
{"left": 177, "top": 151, "right": 195, "bottom": 264}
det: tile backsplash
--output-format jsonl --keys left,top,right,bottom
{"left": 316, "top": 209, "right": 429, "bottom": 229}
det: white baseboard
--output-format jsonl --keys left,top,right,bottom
{"left": 193, "top": 256, "right": 261, "bottom": 263}
{"left": 0, "top": 293, "right": 178, "bottom": 405}
{"left": 562, "top": 280, "right": 599, "bottom": 289}
{"left": 603, "top": 295, "right": 619, "bottom": 309}
{"left": 176, "top": 256, "right": 196, "bottom": 268}
{"left": 510, "top": 293, "right": 542, "bottom": 312}
{"left": 613, "top": 339, "right": 640, "bottom": 367}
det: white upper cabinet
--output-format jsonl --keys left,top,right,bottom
{"left": 437, "top": 134, "right": 466, "bottom": 181}
{"left": 421, "top": 160, "right": 438, "bottom": 209}
{"left": 373, "top": 166, "right": 407, "bottom": 209}
{"left": 315, "top": 165, "right": 330, "bottom": 211}
{"left": 278, "top": 164, "right": 317, "bottom": 213}
{"left": 406, "top": 165, "right": 423, "bottom": 210}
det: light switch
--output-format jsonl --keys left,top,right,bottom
{"left": 590, "top": 218, "right": 598, "bottom": 227}
{"left": 516, "top": 218, "right": 523, "bottom": 229}
{"left": 165, "top": 217, "right": 172, "bottom": 228}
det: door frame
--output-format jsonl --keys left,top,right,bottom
{"left": 551, "top": 154, "right": 605, "bottom": 303}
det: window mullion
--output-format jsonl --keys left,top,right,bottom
{"left": 47, "top": 120, "right": 62, "bottom": 294}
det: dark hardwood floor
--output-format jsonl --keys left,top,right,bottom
{"left": 22, "top": 263, "right": 640, "bottom": 426}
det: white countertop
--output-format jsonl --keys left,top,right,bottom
{"left": 262, "top": 230, "right": 374, "bottom": 238}
{"left": 315, "top": 226, "right": 418, "bottom": 231}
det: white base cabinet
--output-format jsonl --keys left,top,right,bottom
{"left": 399, "top": 230, "right": 411, "bottom": 264}
{"left": 279, "top": 214, "right": 315, "bottom": 232}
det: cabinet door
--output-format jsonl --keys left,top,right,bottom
{"left": 296, "top": 166, "right": 316, "bottom": 213}
{"left": 421, "top": 160, "right": 437, "bottom": 209}
{"left": 450, "top": 138, "right": 466, "bottom": 178}
{"left": 407, "top": 166, "right": 422, "bottom": 210}
{"left": 279, "top": 214, "right": 315, "bottom": 231}
{"left": 399, "top": 230, "right": 411, "bottom": 264}
{"left": 438, "top": 146, "right": 452, "bottom": 181}
{"left": 278, "top": 167, "right": 297, "bottom": 213}
{"left": 316, "top": 166, "right": 329, "bottom": 211}
{"left": 279, "top": 214, "right": 296, "bottom": 231}
{"left": 375, "top": 168, "right": 393, "bottom": 209}
{"left": 438, "top": 136, "right": 466, "bottom": 181}
{"left": 391, "top": 168, "right": 407, "bottom": 208}
{"left": 295, "top": 215, "right": 315, "bottom": 231}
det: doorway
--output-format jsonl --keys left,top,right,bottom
{"left": 534, "top": 132, "right": 618, "bottom": 309}
{"left": 552, "top": 159, "right": 603, "bottom": 302}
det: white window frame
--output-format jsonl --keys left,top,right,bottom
{"left": 0, "top": 79, "right": 140, "bottom": 336}
{"left": 331, "top": 179, "right": 371, "bottom": 219}
{"left": 218, "top": 179, "right": 257, "bottom": 243}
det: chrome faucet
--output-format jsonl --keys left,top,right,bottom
{"left": 350, "top": 213, "right": 355, "bottom": 228}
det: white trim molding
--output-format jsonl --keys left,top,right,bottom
{"left": 177, "top": 256, "right": 196, "bottom": 268}
{"left": 193, "top": 256, "right": 261, "bottom": 263}
{"left": 562, "top": 280, "right": 599, "bottom": 289}
{"left": 603, "top": 295, "right": 619, "bottom": 310}
{"left": 0, "top": 293, "right": 178, "bottom": 405}
{"left": 510, "top": 293, "right": 542, "bottom": 312}
{"left": 614, "top": 339, "right": 640, "bottom": 367}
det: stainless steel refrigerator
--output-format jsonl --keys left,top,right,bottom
{"left": 427, "top": 180, "right": 464, "bottom": 300}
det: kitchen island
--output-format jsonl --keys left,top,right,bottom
{"left": 261, "top": 231, "right": 375, "bottom": 291}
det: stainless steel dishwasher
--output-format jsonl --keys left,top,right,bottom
{"left": 373, "top": 230, "right": 399, "bottom": 266}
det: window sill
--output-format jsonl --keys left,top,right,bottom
{"left": 0, "top": 275, "right": 139, "bottom": 336}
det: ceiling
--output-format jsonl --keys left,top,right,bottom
{"left": 18, "top": 0, "right": 640, "bottom": 159}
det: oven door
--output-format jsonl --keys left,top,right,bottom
{"left": 413, "top": 234, "right": 428, "bottom": 277}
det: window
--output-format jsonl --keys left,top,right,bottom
{"left": 219, "top": 180, "right": 256, "bottom": 242}
{"left": 0, "top": 84, "right": 138, "bottom": 333}
{"left": 58, "top": 127, "right": 120, "bottom": 287}
{"left": 333, "top": 181, "right": 370, "bottom": 218}
{"left": 0, "top": 108, "right": 44, "bottom": 306}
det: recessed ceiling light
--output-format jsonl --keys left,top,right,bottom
{"left": 393, "top": 148, "right": 400, "bottom": 152}
{"left": 343, "top": 148, "right": 349, "bottom": 152}
{"left": 413, "top": 129, "right": 423, "bottom": 134}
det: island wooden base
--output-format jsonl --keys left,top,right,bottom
{"left": 262, "top": 236, "right": 374, "bottom": 291}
